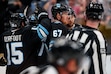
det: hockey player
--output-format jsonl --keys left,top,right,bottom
{"left": 49, "top": 3, "right": 70, "bottom": 48}
{"left": 0, "top": 7, "right": 51, "bottom": 74}
{"left": 20, "top": 37, "right": 89, "bottom": 74}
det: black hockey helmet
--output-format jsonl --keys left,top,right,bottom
{"left": 9, "top": 13, "right": 26, "bottom": 28}
{"left": 51, "top": 3, "right": 68, "bottom": 19}
{"left": 86, "top": 2, "right": 104, "bottom": 20}
{"left": 68, "top": 7, "right": 76, "bottom": 17}
{"left": 28, "top": 14, "right": 38, "bottom": 26}
{"left": 48, "top": 37, "right": 85, "bottom": 66}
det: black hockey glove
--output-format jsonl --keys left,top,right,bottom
{"left": 34, "top": 5, "right": 49, "bottom": 22}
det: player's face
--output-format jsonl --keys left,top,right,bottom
{"left": 65, "top": 59, "right": 78, "bottom": 74}
{"left": 69, "top": 15, "right": 75, "bottom": 27}
{"left": 61, "top": 11, "right": 70, "bottom": 25}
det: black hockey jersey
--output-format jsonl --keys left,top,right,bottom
{"left": 49, "top": 21, "right": 69, "bottom": 48}
{"left": 0, "top": 22, "right": 51, "bottom": 74}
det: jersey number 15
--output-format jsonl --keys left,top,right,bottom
{"left": 6, "top": 42, "right": 23, "bottom": 65}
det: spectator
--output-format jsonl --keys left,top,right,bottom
{"left": 75, "top": 0, "right": 90, "bottom": 25}
{"left": 68, "top": 0, "right": 81, "bottom": 16}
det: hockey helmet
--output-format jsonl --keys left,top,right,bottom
{"left": 9, "top": 13, "right": 26, "bottom": 28}
{"left": 28, "top": 14, "right": 38, "bottom": 26}
{"left": 51, "top": 3, "right": 68, "bottom": 19}
{"left": 86, "top": 2, "right": 104, "bottom": 20}
{"left": 49, "top": 37, "right": 84, "bottom": 66}
{"left": 68, "top": 7, "right": 76, "bottom": 17}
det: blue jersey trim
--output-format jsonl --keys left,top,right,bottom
{"left": 37, "top": 24, "right": 49, "bottom": 39}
